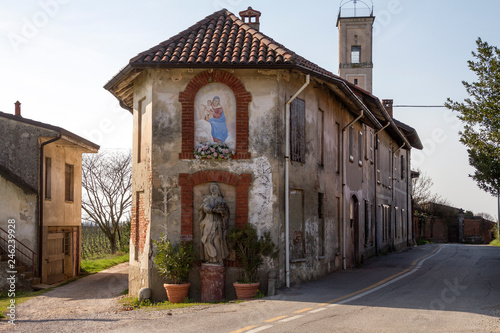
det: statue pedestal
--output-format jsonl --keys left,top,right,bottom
{"left": 200, "top": 263, "right": 226, "bottom": 302}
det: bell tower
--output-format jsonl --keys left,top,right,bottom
{"left": 337, "top": 0, "right": 375, "bottom": 93}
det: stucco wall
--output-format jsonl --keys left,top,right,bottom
{"left": 127, "top": 67, "right": 414, "bottom": 300}
{"left": 0, "top": 174, "right": 37, "bottom": 253}
{"left": 0, "top": 116, "right": 57, "bottom": 190}
{"left": 43, "top": 142, "right": 85, "bottom": 228}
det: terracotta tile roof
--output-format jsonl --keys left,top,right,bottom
{"left": 128, "top": 9, "right": 334, "bottom": 77}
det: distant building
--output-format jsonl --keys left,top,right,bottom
{"left": 414, "top": 202, "right": 496, "bottom": 244}
{"left": 0, "top": 102, "right": 99, "bottom": 286}
{"left": 105, "top": 6, "right": 422, "bottom": 301}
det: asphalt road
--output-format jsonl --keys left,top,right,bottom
{"left": 3, "top": 244, "right": 500, "bottom": 332}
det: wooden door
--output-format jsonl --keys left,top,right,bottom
{"left": 46, "top": 231, "right": 66, "bottom": 284}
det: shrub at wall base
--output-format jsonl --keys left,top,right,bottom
{"left": 153, "top": 234, "right": 195, "bottom": 303}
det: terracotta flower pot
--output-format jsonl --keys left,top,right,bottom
{"left": 233, "top": 282, "right": 260, "bottom": 300}
{"left": 164, "top": 282, "right": 190, "bottom": 303}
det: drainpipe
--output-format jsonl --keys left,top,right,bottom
{"left": 38, "top": 134, "right": 62, "bottom": 278}
{"left": 285, "top": 74, "right": 310, "bottom": 288}
{"left": 341, "top": 110, "right": 363, "bottom": 270}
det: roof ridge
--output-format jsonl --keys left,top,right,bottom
{"left": 130, "top": 8, "right": 229, "bottom": 64}
{"left": 0, "top": 110, "right": 100, "bottom": 150}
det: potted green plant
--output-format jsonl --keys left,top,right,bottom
{"left": 229, "top": 223, "right": 276, "bottom": 300}
{"left": 153, "top": 234, "right": 195, "bottom": 303}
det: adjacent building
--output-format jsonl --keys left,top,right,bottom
{"left": 105, "top": 7, "right": 422, "bottom": 300}
{"left": 0, "top": 103, "right": 99, "bottom": 286}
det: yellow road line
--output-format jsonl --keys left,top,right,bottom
{"left": 294, "top": 307, "right": 314, "bottom": 313}
{"left": 232, "top": 245, "right": 442, "bottom": 333}
{"left": 230, "top": 325, "right": 258, "bottom": 333}
{"left": 264, "top": 315, "right": 288, "bottom": 322}
{"left": 327, "top": 245, "right": 442, "bottom": 304}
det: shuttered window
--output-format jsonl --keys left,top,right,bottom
{"left": 290, "top": 98, "right": 306, "bottom": 163}
{"left": 65, "top": 164, "right": 74, "bottom": 202}
{"left": 45, "top": 157, "right": 52, "bottom": 199}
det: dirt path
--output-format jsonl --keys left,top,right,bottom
{"left": 1, "top": 262, "right": 128, "bottom": 331}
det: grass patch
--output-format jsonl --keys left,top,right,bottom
{"left": 417, "top": 239, "right": 433, "bottom": 246}
{"left": 0, "top": 289, "right": 53, "bottom": 319}
{"left": 81, "top": 252, "right": 129, "bottom": 274}
{"left": 490, "top": 239, "right": 500, "bottom": 246}
{"left": 119, "top": 296, "right": 213, "bottom": 311}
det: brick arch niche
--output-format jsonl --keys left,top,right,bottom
{"left": 178, "top": 70, "right": 251, "bottom": 159}
{"left": 179, "top": 170, "right": 251, "bottom": 241}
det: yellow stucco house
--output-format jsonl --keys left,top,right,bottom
{"left": 0, "top": 102, "right": 99, "bottom": 286}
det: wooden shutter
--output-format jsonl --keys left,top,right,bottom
{"left": 290, "top": 98, "right": 305, "bottom": 163}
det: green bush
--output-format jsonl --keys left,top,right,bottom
{"left": 153, "top": 235, "right": 195, "bottom": 284}
{"left": 229, "top": 224, "right": 276, "bottom": 283}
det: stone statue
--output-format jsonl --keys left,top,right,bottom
{"left": 199, "top": 183, "right": 229, "bottom": 264}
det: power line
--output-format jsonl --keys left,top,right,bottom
{"left": 394, "top": 105, "right": 446, "bottom": 108}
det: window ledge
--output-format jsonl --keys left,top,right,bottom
{"left": 317, "top": 256, "right": 327, "bottom": 260}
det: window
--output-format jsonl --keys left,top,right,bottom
{"left": 290, "top": 190, "right": 305, "bottom": 259}
{"left": 318, "top": 192, "right": 324, "bottom": 256}
{"left": 45, "top": 157, "right": 52, "bottom": 199}
{"left": 401, "top": 154, "right": 406, "bottom": 180}
{"left": 317, "top": 109, "right": 324, "bottom": 166}
{"left": 65, "top": 164, "right": 74, "bottom": 202}
{"left": 137, "top": 97, "right": 146, "bottom": 163}
{"left": 354, "top": 78, "right": 358, "bottom": 85}
{"left": 318, "top": 192, "right": 324, "bottom": 219}
{"left": 290, "top": 98, "right": 306, "bottom": 163}
{"left": 358, "top": 131, "right": 363, "bottom": 166}
{"left": 351, "top": 46, "right": 361, "bottom": 64}
{"left": 349, "top": 125, "right": 354, "bottom": 162}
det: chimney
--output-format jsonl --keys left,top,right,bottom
{"left": 239, "top": 6, "right": 261, "bottom": 31}
{"left": 15, "top": 101, "right": 21, "bottom": 117}
{"left": 382, "top": 99, "right": 393, "bottom": 118}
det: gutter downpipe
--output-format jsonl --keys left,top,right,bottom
{"left": 341, "top": 110, "right": 363, "bottom": 270}
{"left": 285, "top": 74, "right": 310, "bottom": 288}
{"left": 38, "top": 134, "right": 62, "bottom": 278}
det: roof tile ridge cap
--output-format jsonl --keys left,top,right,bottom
{"left": 129, "top": 9, "right": 229, "bottom": 64}
{"left": 230, "top": 14, "right": 294, "bottom": 59}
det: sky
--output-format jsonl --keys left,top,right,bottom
{"left": 1, "top": 0, "right": 499, "bottom": 220}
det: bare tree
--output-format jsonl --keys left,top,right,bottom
{"left": 82, "top": 150, "right": 132, "bottom": 254}
{"left": 412, "top": 169, "right": 447, "bottom": 209}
